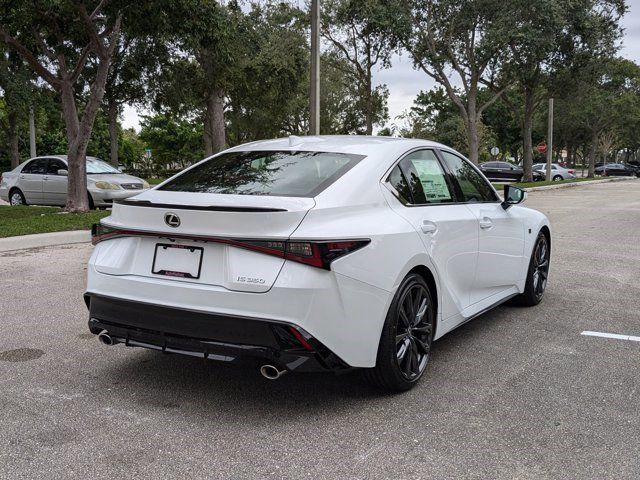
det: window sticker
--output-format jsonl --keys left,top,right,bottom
{"left": 410, "top": 159, "right": 452, "bottom": 201}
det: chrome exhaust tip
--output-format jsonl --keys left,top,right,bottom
{"left": 97, "top": 330, "right": 114, "bottom": 346}
{"left": 260, "top": 364, "right": 287, "bottom": 380}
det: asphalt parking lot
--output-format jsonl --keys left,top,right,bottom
{"left": 1, "top": 180, "right": 639, "bottom": 479}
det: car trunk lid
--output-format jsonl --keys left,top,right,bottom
{"left": 93, "top": 190, "right": 315, "bottom": 293}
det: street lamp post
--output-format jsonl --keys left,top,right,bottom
{"left": 546, "top": 98, "right": 554, "bottom": 181}
{"left": 309, "top": 0, "right": 320, "bottom": 135}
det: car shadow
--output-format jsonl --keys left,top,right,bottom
{"left": 94, "top": 303, "right": 521, "bottom": 421}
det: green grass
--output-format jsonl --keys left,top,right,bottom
{"left": 145, "top": 177, "right": 166, "bottom": 185}
{"left": 493, "top": 177, "right": 600, "bottom": 189}
{"left": 0, "top": 205, "right": 110, "bottom": 238}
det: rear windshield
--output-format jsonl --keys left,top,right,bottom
{"left": 159, "top": 150, "right": 365, "bottom": 197}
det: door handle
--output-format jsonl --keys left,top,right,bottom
{"left": 20, "top": 175, "right": 25, "bottom": 179}
{"left": 43, "top": 176, "right": 49, "bottom": 181}
{"left": 421, "top": 220, "right": 437, "bottom": 234}
{"left": 479, "top": 217, "right": 493, "bottom": 229}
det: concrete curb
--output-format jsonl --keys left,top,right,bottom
{"left": 522, "top": 176, "right": 637, "bottom": 192}
{"left": 0, "top": 230, "right": 90, "bottom": 253}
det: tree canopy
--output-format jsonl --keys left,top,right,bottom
{"left": 0, "top": 0, "right": 638, "bottom": 187}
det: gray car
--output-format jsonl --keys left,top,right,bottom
{"left": 0, "top": 155, "right": 149, "bottom": 208}
{"left": 532, "top": 163, "right": 577, "bottom": 181}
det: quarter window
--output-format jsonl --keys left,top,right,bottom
{"left": 439, "top": 151, "right": 498, "bottom": 203}
{"left": 387, "top": 166, "right": 412, "bottom": 205}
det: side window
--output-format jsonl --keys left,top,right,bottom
{"left": 46, "top": 159, "right": 67, "bottom": 175}
{"left": 387, "top": 165, "right": 413, "bottom": 205}
{"left": 22, "top": 159, "right": 48, "bottom": 174}
{"left": 439, "top": 151, "right": 498, "bottom": 203}
{"left": 399, "top": 150, "right": 453, "bottom": 204}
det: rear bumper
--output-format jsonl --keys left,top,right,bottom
{"left": 85, "top": 293, "right": 349, "bottom": 372}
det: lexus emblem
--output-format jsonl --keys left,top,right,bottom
{"left": 164, "top": 213, "right": 181, "bottom": 228}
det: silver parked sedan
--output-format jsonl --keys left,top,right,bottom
{"left": 0, "top": 156, "right": 149, "bottom": 208}
{"left": 532, "top": 163, "right": 576, "bottom": 181}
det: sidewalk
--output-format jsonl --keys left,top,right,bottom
{"left": 0, "top": 230, "right": 91, "bottom": 252}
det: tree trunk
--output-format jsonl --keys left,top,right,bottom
{"left": 203, "top": 108, "right": 213, "bottom": 156}
{"left": 466, "top": 88, "right": 479, "bottom": 165}
{"left": 588, "top": 131, "right": 597, "bottom": 178}
{"left": 521, "top": 87, "right": 535, "bottom": 182}
{"left": 107, "top": 100, "right": 119, "bottom": 167}
{"left": 7, "top": 110, "right": 20, "bottom": 169}
{"left": 60, "top": 80, "right": 88, "bottom": 212}
{"left": 60, "top": 51, "right": 112, "bottom": 212}
{"left": 365, "top": 70, "right": 373, "bottom": 136}
{"left": 211, "top": 88, "right": 225, "bottom": 153}
{"left": 466, "top": 119, "right": 479, "bottom": 165}
{"left": 204, "top": 88, "right": 226, "bottom": 156}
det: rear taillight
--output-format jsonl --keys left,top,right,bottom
{"left": 568, "top": 170, "right": 575, "bottom": 174}
{"left": 91, "top": 224, "right": 369, "bottom": 270}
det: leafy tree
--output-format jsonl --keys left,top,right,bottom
{"left": 226, "top": 2, "right": 309, "bottom": 143}
{"left": 0, "top": 0, "right": 123, "bottom": 211}
{"left": 399, "top": 87, "right": 497, "bottom": 159}
{"left": 168, "top": 0, "right": 241, "bottom": 155}
{"left": 504, "top": 0, "right": 625, "bottom": 180}
{"left": 321, "top": 0, "right": 397, "bottom": 134}
{"left": 319, "top": 53, "right": 387, "bottom": 134}
{"left": 559, "top": 58, "right": 640, "bottom": 176}
{"left": 118, "top": 127, "right": 145, "bottom": 167}
{"left": 138, "top": 113, "right": 204, "bottom": 173}
{"left": 395, "top": 0, "right": 512, "bottom": 164}
{"left": 0, "top": 44, "right": 34, "bottom": 169}
{"left": 102, "top": 33, "right": 156, "bottom": 166}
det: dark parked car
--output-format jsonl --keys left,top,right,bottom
{"left": 479, "top": 161, "right": 523, "bottom": 181}
{"left": 479, "top": 162, "right": 545, "bottom": 182}
{"left": 594, "top": 163, "right": 640, "bottom": 177}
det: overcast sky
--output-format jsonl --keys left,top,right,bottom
{"left": 121, "top": 0, "right": 640, "bottom": 131}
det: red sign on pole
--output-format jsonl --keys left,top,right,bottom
{"left": 536, "top": 142, "right": 548, "bottom": 154}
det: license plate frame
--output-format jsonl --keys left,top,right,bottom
{"left": 152, "top": 243, "right": 203, "bottom": 279}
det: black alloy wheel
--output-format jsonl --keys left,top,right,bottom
{"left": 366, "top": 274, "right": 435, "bottom": 392}
{"left": 531, "top": 234, "right": 549, "bottom": 301}
{"left": 395, "top": 283, "right": 432, "bottom": 380}
{"left": 513, "top": 232, "right": 550, "bottom": 306}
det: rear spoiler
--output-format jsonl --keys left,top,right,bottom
{"left": 114, "top": 199, "right": 287, "bottom": 212}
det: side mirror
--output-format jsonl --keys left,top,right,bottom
{"left": 502, "top": 185, "right": 526, "bottom": 210}
{"left": 57, "top": 169, "right": 68, "bottom": 176}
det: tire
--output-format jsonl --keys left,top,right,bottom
{"left": 552, "top": 175, "right": 563, "bottom": 181}
{"left": 88, "top": 193, "right": 95, "bottom": 210}
{"left": 365, "top": 273, "right": 435, "bottom": 392}
{"left": 9, "top": 188, "right": 26, "bottom": 206}
{"left": 513, "top": 232, "right": 550, "bottom": 307}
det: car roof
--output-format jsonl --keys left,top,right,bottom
{"left": 24, "top": 155, "right": 101, "bottom": 162}
{"left": 224, "top": 135, "right": 449, "bottom": 157}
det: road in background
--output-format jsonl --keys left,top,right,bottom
{"left": 1, "top": 181, "right": 639, "bottom": 479}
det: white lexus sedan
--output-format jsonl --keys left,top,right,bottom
{"left": 86, "top": 136, "right": 550, "bottom": 391}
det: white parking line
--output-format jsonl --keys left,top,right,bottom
{"left": 581, "top": 331, "right": 640, "bottom": 342}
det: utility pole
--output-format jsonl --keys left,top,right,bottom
{"left": 309, "top": 0, "right": 320, "bottom": 135}
{"left": 29, "top": 105, "right": 37, "bottom": 158}
{"left": 545, "top": 98, "right": 554, "bottom": 181}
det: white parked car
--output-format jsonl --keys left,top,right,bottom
{"left": 0, "top": 155, "right": 149, "bottom": 208}
{"left": 86, "top": 136, "right": 551, "bottom": 391}
{"left": 532, "top": 163, "right": 576, "bottom": 181}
